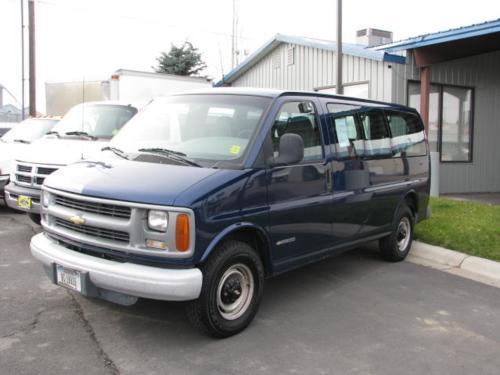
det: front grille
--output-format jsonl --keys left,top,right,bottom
{"left": 18, "top": 165, "right": 32, "bottom": 172}
{"left": 14, "top": 163, "right": 59, "bottom": 187}
{"left": 47, "top": 233, "right": 127, "bottom": 263}
{"left": 54, "top": 217, "right": 130, "bottom": 243}
{"left": 16, "top": 174, "right": 32, "bottom": 184}
{"left": 37, "top": 167, "right": 57, "bottom": 175}
{"left": 54, "top": 194, "right": 132, "bottom": 219}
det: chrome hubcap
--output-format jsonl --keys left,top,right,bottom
{"left": 217, "top": 263, "right": 254, "bottom": 321}
{"left": 397, "top": 217, "right": 411, "bottom": 252}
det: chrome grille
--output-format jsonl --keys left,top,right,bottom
{"left": 14, "top": 162, "right": 60, "bottom": 188}
{"left": 17, "top": 165, "right": 32, "bottom": 173}
{"left": 54, "top": 218, "right": 130, "bottom": 243}
{"left": 16, "top": 174, "right": 32, "bottom": 184}
{"left": 54, "top": 194, "right": 132, "bottom": 219}
{"left": 37, "top": 167, "right": 58, "bottom": 175}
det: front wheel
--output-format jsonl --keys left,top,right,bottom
{"left": 186, "top": 240, "right": 264, "bottom": 338}
{"left": 379, "top": 204, "right": 414, "bottom": 262}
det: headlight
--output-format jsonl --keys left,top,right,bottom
{"left": 41, "top": 190, "right": 50, "bottom": 207}
{"left": 148, "top": 210, "right": 168, "bottom": 232}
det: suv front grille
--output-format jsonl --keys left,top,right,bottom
{"left": 54, "top": 194, "right": 132, "bottom": 219}
{"left": 16, "top": 174, "right": 32, "bottom": 184}
{"left": 17, "top": 165, "right": 32, "bottom": 173}
{"left": 37, "top": 167, "right": 58, "bottom": 175}
{"left": 54, "top": 218, "right": 130, "bottom": 243}
{"left": 14, "top": 163, "right": 59, "bottom": 188}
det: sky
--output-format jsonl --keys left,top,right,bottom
{"left": 1, "top": 0, "right": 499, "bottom": 113}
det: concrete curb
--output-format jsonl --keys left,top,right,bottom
{"left": 409, "top": 241, "right": 500, "bottom": 285}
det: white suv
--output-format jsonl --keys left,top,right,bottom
{"left": 4, "top": 102, "right": 137, "bottom": 223}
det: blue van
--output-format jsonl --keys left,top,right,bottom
{"left": 30, "top": 89, "right": 430, "bottom": 337}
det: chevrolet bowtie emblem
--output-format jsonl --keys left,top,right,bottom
{"left": 69, "top": 215, "right": 85, "bottom": 225}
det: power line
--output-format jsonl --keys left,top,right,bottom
{"left": 36, "top": 0, "right": 259, "bottom": 42}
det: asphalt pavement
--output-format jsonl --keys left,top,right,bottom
{"left": 1, "top": 202, "right": 500, "bottom": 375}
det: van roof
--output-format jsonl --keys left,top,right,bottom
{"left": 172, "top": 87, "right": 417, "bottom": 113}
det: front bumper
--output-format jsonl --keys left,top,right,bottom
{"left": 30, "top": 233, "right": 203, "bottom": 302}
{"left": 0, "top": 175, "right": 8, "bottom": 199}
{"left": 4, "top": 183, "right": 42, "bottom": 213}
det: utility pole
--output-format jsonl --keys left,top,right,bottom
{"left": 231, "top": 0, "right": 238, "bottom": 69}
{"left": 336, "top": 0, "right": 343, "bottom": 95}
{"left": 28, "top": 0, "right": 36, "bottom": 116}
{"left": 21, "top": 0, "right": 25, "bottom": 120}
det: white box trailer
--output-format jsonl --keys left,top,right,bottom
{"left": 45, "top": 69, "right": 213, "bottom": 116}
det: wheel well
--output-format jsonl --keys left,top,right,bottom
{"left": 223, "top": 228, "right": 271, "bottom": 276}
{"left": 404, "top": 192, "right": 418, "bottom": 218}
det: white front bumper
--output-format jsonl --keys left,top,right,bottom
{"left": 30, "top": 233, "right": 203, "bottom": 301}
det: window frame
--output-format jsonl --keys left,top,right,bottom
{"left": 269, "top": 98, "right": 327, "bottom": 166}
{"left": 382, "top": 108, "right": 427, "bottom": 158}
{"left": 357, "top": 108, "right": 394, "bottom": 159}
{"left": 406, "top": 80, "right": 474, "bottom": 163}
{"left": 325, "top": 102, "right": 365, "bottom": 160}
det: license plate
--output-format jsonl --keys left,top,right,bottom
{"left": 56, "top": 265, "right": 82, "bottom": 292}
{"left": 17, "top": 195, "right": 32, "bottom": 209}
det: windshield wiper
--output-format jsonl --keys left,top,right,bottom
{"left": 65, "top": 131, "right": 97, "bottom": 140}
{"left": 138, "top": 147, "right": 201, "bottom": 167}
{"left": 45, "top": 131, "right": 60, "bottom": 137}
{"left": 101, "top": 146, "right": 129, "bottom": 160}
{"left": 13, "top": 139, "right": 30, "bottom": 144}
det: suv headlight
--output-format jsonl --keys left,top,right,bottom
{"left": 148, "top": 210, "right": 168, "bottom": 232}
{"left": 41, "top": 190, "right": 50, "bottom": 207}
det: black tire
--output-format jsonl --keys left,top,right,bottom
{"left": 379, "top": 204, "right": 414, "bottom": 262}
{"left": 186, "top": 240, "right": 264, "bottom": 338}
{"left": 28, "top": 213, "right": 41, "bottom": 225}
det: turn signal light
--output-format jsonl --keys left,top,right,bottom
{"left": 175, "top": 214, "right": 190, "bottom": 252}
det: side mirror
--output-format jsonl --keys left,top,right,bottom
{"left": 272, "top": 133, "right": 304, "bottom": 166}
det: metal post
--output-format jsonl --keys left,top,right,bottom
{"left": 420, "top": 66, "right": 431, "bottom": 133}
{"left": 336, "top": 0, "right": 343, "bottom": 95}
{"left": 21, "top": 0, "right": 25, "bottom": 120}
{"left": 231, "top": 0, "right": 237, "bottom": 69}
{"left": 28, "top": 0, "right": 36, "bottom": 117}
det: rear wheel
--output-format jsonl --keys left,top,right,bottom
{"left": 186, "top": 240, "right": 264, "bottom": 338}
{"left": 379, "top": 204, "right": 414, "bottom": 262}
{"left": 28, "top": 213, "right": 41, "bottom": 225}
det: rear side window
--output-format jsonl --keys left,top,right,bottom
{"left": 359, "top": 109, "right": 392, "bottom": 157}
{"left": 386, "top": 110, "right": 426, "bottom": 157}
{"left": 327, "top": 103, "right": 364, "bottom": 159}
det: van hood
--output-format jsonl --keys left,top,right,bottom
{"left": 15, "top": 138, "right": 108, "bottom": 166}
{"left": 44, "top": 158, "right": 220, "bottom": 206}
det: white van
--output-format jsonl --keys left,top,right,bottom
{"left": 0, "top": 117, "right": 60, "bottom": 201}
{"left": 4, "top": 102, "right": 137, "bottom": 223}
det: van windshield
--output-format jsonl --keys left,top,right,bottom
{"left": 51, "top": 104, "right": 137, "bottom": 139}
{"left": 111, "top": 95, "right": 271, "bottom": 166}
{"left": 2, "top": 118, "right": 59, "bottom": 143}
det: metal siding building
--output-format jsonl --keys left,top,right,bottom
{"left": 391, "top": 49, "right": 500, "bottom": 193}
{"left": 231, "top": 42, "right": 394, "bottom": 102}
{"left": 218, "top": 23, "right": 500, "bottom": 194}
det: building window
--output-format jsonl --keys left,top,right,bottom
{"left": 343, "top": 83, "right": 369, "bottom": 99}
{"left": 316, "top": 82, "right": 369, "bottom": 99}
{"left": 407, "top": 81, "right": 474, "bottom": 162}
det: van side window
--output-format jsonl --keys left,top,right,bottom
{"left": 359, "top": 109, "right": 392, "bottom": 157}
{"left": 386, "top": 110, "right": 426, "bottom": 157}
{"left": 272, "top": 101, "right": 322, "bottom": 162}
{"left": 327, "top": 103, "right": 364, "bottom": 159}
